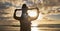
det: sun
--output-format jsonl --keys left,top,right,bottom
{"left": 31, "top": 13, "right": 43, "bottom": 26}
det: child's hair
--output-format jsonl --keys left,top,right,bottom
{"left": 22, "top": 4, "right": 27, "bottom": 8}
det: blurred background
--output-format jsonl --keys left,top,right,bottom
{"left": 0, "top": 0, "right": 60, "bottom": 31}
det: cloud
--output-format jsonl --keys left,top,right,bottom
{"left": 0, "top": 2, "right": 12, "bottom": 10}
{"left": 46, "top": 14, "right": 60, "bottom": 20}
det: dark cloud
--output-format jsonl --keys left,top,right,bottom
{"left": 0, "top": 2, "right": 12, "bottom": 10}
{"left": 43, "top": 0, "right": 60, "bottom": 6}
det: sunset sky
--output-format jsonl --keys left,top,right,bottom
{"left": 0, "top": 0, "right": 60, "bottom": 26}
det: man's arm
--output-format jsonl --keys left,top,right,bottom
{"left": 13, "top": 9, "right": 21, "bottom": 20}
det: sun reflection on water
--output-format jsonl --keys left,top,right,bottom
{"left": 31, "top": 27, "right": 39, "bottom": 31}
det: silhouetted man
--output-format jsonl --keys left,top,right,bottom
{"left": 13, "top": 4, "right": 31, "bottom": 31}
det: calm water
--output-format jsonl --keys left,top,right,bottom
{"left": 0, "top": 25, "right": 60, "bottom": 31}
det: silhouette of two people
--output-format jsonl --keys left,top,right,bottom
{"left": 13, "top": 4, "right": 39, "bottom": 31}
{"left": 13, "top": 4, "right": 31, "bottom": 31}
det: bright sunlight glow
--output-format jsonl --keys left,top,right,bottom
{"left": 31, "top": 21, "right": 39, "bottom": 26}
{"left": 27, "top": 10, "right": 37, "bottom": 17}
{"left": 31, "top": 13, "right": 43, "bottom": 26}
{"left": 37, "top": 13, "right": 43, "bottom": 20}
{"left": 31, "top": 27, "right": 39, "bottom": 31}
